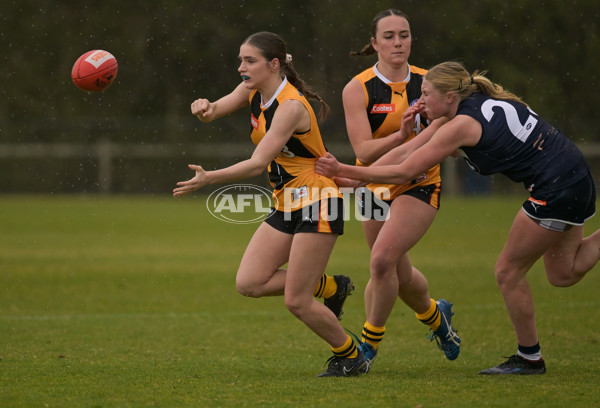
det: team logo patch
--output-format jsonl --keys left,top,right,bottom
{"left": 250, "top": 113, "right": 259, "bottom": 130}
{"left": 528, "top": 197, "right": 547, "bottom": 206}
{"left": 411, "top": 173, "right": 428, "bottom": 183}
{"left": 292, "top": 185, "right": 309, "bottom": 201}
{"left": 370, "top": 104, "right": 395, "bottom": 114}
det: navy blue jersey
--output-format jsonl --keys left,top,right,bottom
{"left": 457, "top": 92, "right": 589, "bottom": 194}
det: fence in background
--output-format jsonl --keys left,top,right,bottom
{"left": 2, "top": 141, "right": 600, "bottom": 195}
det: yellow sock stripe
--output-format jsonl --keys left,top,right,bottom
{"left": 313, "top": 275, "right": 326, "bottom": 298}
{"left": 419, "top": 307, "right": 439, "bottom": 325}
{"left": 362, "top": 328, "right": 385, "bottom": 341}
{"left": 364, "top": 321, "right": 386, "bottom": 333}
{"left": 362, "top": 322, "right": 385, "bottom": 345}
{"left": 416, "top": 299, "right": 441, "bottom": 330}
{"left": 332, "top": 335, "right": 356, "bottom": 358}
{"left": 321, "top": 275, "right": 337, "bottom": 299}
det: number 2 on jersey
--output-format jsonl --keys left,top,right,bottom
{"left": 481, "top": 100, "right": 538, "bottom": 143}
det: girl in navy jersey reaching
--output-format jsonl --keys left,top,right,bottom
{"left": 316, "top": 61, "right": 600, "bottom": 375}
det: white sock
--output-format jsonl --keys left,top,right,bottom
{"left": 517, "top": 350, "right": 542, "bottom": 361}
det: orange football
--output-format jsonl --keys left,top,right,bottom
{"left": 71, "top": 50, "right": 118, "bottom": 92}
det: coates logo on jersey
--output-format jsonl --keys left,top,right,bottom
{"left": 206, "top": 184, "right": 276, "bottom": 224}
{"left": 370, "top": 104, "right": 395, "bottom": 114}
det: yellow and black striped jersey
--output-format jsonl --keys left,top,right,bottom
{"left": 354, "top": 64, "right": 441, "bottom": 199}
{"left": 249, "top": 78, "right": 341, "bottom": 212}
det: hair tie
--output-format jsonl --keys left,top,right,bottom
{"left": 285, "top": 53, "right": 293, "bottom": 63}
{"left": 469, "top": 75, "right": 474, "bottom": 85}
{"left": 458, "top": 79, "right": 463, "bottom": 91}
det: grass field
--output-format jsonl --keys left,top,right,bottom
{"left": 1, "top": 194, "right": 599, "bottom": 407}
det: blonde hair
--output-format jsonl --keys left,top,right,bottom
{"left": 425, "top": 61, "right": 526, "bottom": 105}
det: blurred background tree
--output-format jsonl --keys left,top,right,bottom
{"left": 1, "top": 0, "right": 598, "bottom": 193}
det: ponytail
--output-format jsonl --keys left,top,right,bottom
{"left": 350, "top": 44, "right": 377, "bottom": 57}
{"left": 426, "top": 61, "right": 526, "bottom": 105}
{"left": 282, "top": 60, "right": 330, "bottom": 121}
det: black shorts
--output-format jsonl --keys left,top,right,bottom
{"left": 522, "top": 170, "right": 596, "bottom": 231}
{"left": 356, "top": 183, "right": 442, "bottom": 221}
{"left": 265, "top": 197, "right": 344, "bottom": 235}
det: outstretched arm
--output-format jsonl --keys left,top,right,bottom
{"left": 174, "top": 99, "right": 308, "bottom": 197}
{"left": 191, "top": 82, "right": 251, "bottom": 122}
{"left": 316, "top": 115, "right": 481, "bottom": 185}
{"left": 369, "top": 115, "right": 448, "bottom": 167}
{"left": 315, "top": 112, "right": 447, "bottom": 181}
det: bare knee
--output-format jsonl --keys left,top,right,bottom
{"left": 546, "top": 270, "right": 578, "bottom": 287}
{"left": 547, "top": 277, "right": 572, "bottom": 287}
{"left": 236, "top": 280, "right": 261, "bottom": 297}
{"left": 370, "top": 249, "right": 399, "bottom": 281}
{"left": 494, "top": 258, "right": 520, "bottom": 290}
{"left": 235, "top": 272, "right": 266, "bottom": 297}
{"left": 545, "top": 258, "right": 587, "bottom": 287}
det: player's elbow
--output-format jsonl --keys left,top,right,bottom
{"left": 356, "top": 155, "right": 374, "bottom": 166}
{"left": 247, "top": 161, "right": 266, "bottom": 177}
{"left": 352, "top": 143, "right": 378, "bottom": 165}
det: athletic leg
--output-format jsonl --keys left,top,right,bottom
{"left": 361, "top": 219, "right": 385, "bottom": 324}
{"left": 283, "top": 232, "right": 348, "bottom": 346}
{"left": 236, "top": 222, "right": 291, "bottom": 297}
{"left": 238, "top": 224, "right": 349, "bottom": 345}
{"left": 481, "top": 210, "right": 579, "bottom": 375}
{"left": 494, "top": 210, "right": 563, "bottom": 346}
{"left": 543, "top": 226, "right": 600, "bottom": 287}
{"left": 367, "top": 196, "right": 437, "bottom": 326}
